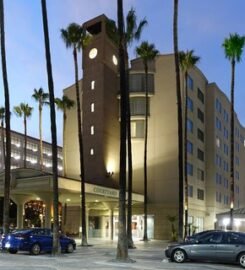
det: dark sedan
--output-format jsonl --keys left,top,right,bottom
{"left": 0, "top": 228, "right": 76, "bottom": 255}
{"left": 165, "top": 230, "right": 245, "bottom": 268}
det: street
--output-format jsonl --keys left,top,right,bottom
{"left": 0, "top": 239, "right": 241, "bottom": 270}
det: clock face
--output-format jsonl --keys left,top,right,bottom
{"left": 89, "top": 48, "right": 98, "bottom": 59}
{"left": 112, "top": 55, "right": 118, "bottom": 65}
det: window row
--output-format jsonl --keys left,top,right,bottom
{"left": 187, "top": 163, "right": 204, "bottom": 181}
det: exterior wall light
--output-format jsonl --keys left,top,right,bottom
{"left": 106, "top": 171, "right": 114, "bottom": 178}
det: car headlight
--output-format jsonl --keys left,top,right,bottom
{"left": 5, "top": 242, "right": 11, "bottom": 248}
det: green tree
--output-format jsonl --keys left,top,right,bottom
{"left": 173, "top": 0, "right": 184, "bottom": 240}
{"left": 179, "top": 50, "right": 200, "bottom": 238}
{"left": 0, "top": 0, "right": 11, "bottom": 235}
{"left": 55, "top": 95, "right": 74, "bottom": 177}
{"left": 0, "top": 107, "right": 5, "bottom": 168}
{"left": 222, "top": 33, "right": 245, "bottom": 230}
{"left": 13, "top": 103, "right": 33, "bottom": 168}
{"left": 116, "top": 0, "right": 128, "bottom": 261}
{"left": 40, "top": 0, "right": 59, "bottom": 255}
{"left": 136, "top": 41, "right": 158, "bottom": 242}
{"left": 32, "top": 87, "right": 49, "bottom": 170}
{"left": 60, "top": 22, "right": 91, "bottom": 246}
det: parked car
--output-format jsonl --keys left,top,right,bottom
{"left": 165, "top": 230, "right": 245, "bottom": 268}
{"left": 0, "top": 228, "right": 76, "bottom": 255}
{"left": 184, "top": 230, "right": 219, "bottom": 243}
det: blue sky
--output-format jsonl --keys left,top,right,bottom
{"left": 0, "top": 0, "right": 245, "bottom": 145}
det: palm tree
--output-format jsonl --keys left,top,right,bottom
{"left": 0, "top": 107, "right": 5, "bottom": 168}
{"left": 136, "top": 41, "right": 158, "bottom": 242}
{"left": 60, "top": 23, "right": 91, "bottom": 246}
{"left": 32, "top": 88, "right": 49, "bottom": 170}
{"left": 13, "top": 103, "right": 33, "bottom": 168}
{"left": 222, "top": 33, "right": 245, "bottom": 230}
{"left": 116, "top": 0, "right": 128, "bottom": 261}
{"left": 173, "top": 0, "right": 184, "bottom": 241}
{"left": 55, "top": 95, "right": 74, "bottom": 177}
{"left": 40, "top": 0, "right": 59, "bottom": 255}
{"left": 179, "top": 50, "right": 200, "bottom": 238}
{"left": 0, "top": 0, "right": 11, "bottom": 235}
{"left": 124, "top": 8, "right": 147, "bottom": 249}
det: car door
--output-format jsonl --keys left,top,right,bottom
{"left": 32, "top": 229, "right": 52, "bottom": 252}
{"left": 215, "top": 232, "right": 243, "bottom": 262}
{"left": 188, "top": 232, "right": 223, "bottom": 261}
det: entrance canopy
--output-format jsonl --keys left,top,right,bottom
{"left": 216, "top": 208, "right": 245, "bottom": 231}
{"left": 0, "top": 168, "right": 144, "bottom": 209}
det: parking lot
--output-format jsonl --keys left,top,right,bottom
{"left": 0, "top": 238, "right": 242, "bottom": 270}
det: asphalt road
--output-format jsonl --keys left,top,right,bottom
{"left": 0, "top": 239, "right": 242, "bottom": 270}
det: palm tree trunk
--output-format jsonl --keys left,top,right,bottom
{"left": 126, "top": 69, "right": 135, "bottom": 248}
{"left": 0, "top": 0, "right": 11, "bottom": 235}
{"left": 63, "top": 111, "right": 67, "bottom": 177}
{"left": 1, "top": 121, "right": 5, "bottom": 167}
{"left": 39, "top": 103, "right": 44, "bottom": 170}
{"left": 230, "top": 59, "right": 235, "bottom": 230}
{"left": 24, "top": 117, "right": 27, "bottom": 168}
{"left": 143, "top": 65, "right": 149, "bottom": 241}
{"left": 41, "top": 0, "right": 60, "bottom": 255}
{"left": 184, "top": 71, "right": 188, "bottom": 238}
{"left": 116, "top": 0, "right": 128, "bottom": 261}
{"left": 73, "top": 48, "right": 88, "bottom": 246}
{"left": 173, "top": 0, "right": 184, "bottom": 241}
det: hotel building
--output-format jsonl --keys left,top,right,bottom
{"left": 63, "top": 15, "right": 245, "bottom": 239}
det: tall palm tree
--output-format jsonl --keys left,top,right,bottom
{"left": 0, "top": 107, "right": 5, "bottom": 168}
{"left": 136, "top": 41, "right": 158, "bottom": 242}
{"left": 179, "top": 50, "right": 200, "bottom": 238}
{"left": 55, "top": 95, "right": 74, "bottom": 177}
{"left": 32, "top": 87, "right": 49, "bottom": 170}
{"left": 60, "top": 23, "right": 91, "bottom": 246}
{"left": 124, "top": 8, "right": 147, "bottom": 249}
{"left": 222, "top": 33, "right": 245, "bottom": 230}
{"left": 40, "top": 0, "right": 59, "bottom": 255}
{"left": 13, "top": 103, "right": 33, "bottom": 168}
{"left": 173, "top": 0, "right": 184, "bottom": 241}
{"left": 116, "top": 0, "right": 128, "bottom": 261}
{"left": 0, "top": 0, "right": 11, "bottom": 235}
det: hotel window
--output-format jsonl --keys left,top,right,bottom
{"left": 216, "top": 154, "right": 222, "bottom": 167}
{"left": 235, "top": 156, "right": 240, "bottom": 166}
{"left": 216, "top": 117, "right": 222, "bottom": 131}
{"left": 216, "top": 191, "right": 222, "bottom": 203}
{"left": 197, "top": 128, "right": 204, "bottom": 142}
{"left": 235, "top": 171, "right": 240, "bottom": 180}
{"left": 216, "top": 173, "right": 222, "bottom": 185}
{"left": 188, "top": 185, "right": 193, "bottom": 197}
{"left": 26, "top": 155, "right": 38, "bottom": 164}
{"left": 197, "top": 189, "right": 204, "bottom": 200}
{"left": 130, "top": 97, "right": 149, "bottom": 116}
{"left": 91, "top": 80, "right": 95, "bottom": 90}
{"left": 27, "top": 142, "right": 38, "bottom": 152}
{"left": 43, "top": 159, "right": 52, "bottom": 168}
{"left": 43, "top": 148, "right": 52, "bottom": 157}
{"left": 197, "top": 148, "right": 204, "bottom": 161}
{"left": 187, "top": 140, "right": 193, "bottom": 154}
{"left": 197, "top": 108, "right": 204, "bottom": 123}
{"left": 197, "top": 88, "right": 204, "bottom": 103}
{"left": 197, "top": 168, "right": 204, "bottom": 181}
{"left": 223, "top": 143, "right": 229, "bottom": 155}
{"left": 90, "top": 148, "right": 94, "bottom": 155}
{"left": 129, "top": 73, "right": 154, "bottom": 93}
{"left": 91, "top": 103, "right": 95, "bottom": 112}
{"left": 187, "top": 75, "right": 193, "bottom": 90}
{"left": 11, "top": 136, "right": 21, "bottom": 147}
{"left": 187, "top": 118, "right": 193, "bottom": 133}
{"left": 131, "top": 120, "right": 144, "bottom": 138}
{"left": 223, "top": 160, "right": 228, "bottom": 172}
{"left": 223, "top": 109, "right": 229, "bottom": 122}
{"left": 235, "top": 142, "right": 240, "bottom": 152}
{"left": 215, "top": 98, "right": 222, "bottom": 113}
{"left": 223, "top": 127, "right": 228, "bottom": 139}
{"left": 187, "top": 97, "right": 193, "bottom": 111}
{"left": 11, "top": 150, "right": 21, "bottom": 160}
{"left": 187, "top": 163, "right": 193, "bottom": 176}
{"left": 90, "top": 125, "right": 94, "bottom": 135}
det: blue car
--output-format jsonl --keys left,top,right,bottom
{"left": 0, "top": 228, "right": 76, "bottom": 255}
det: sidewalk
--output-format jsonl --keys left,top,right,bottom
{"left": 0, "top": 238, "right": 240, "bottom": 270}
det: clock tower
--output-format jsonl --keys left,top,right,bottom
{"left": 81, "top": 15, "right": 119, "bottom": 187}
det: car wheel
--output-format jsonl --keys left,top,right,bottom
{"left": 66, "top": 243, "right": 74, "bottom": 253}
{"left": 172, "top": 249, "right": 186, "bottom": 263}
{"left": 239, "top": 253, "right": 245, "bottom": 268}
{"left": 8, "top": 249, "right": 17, "bottom": 254}
{"left": 30, "top": 243, "right": 41, "bottom": 255}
